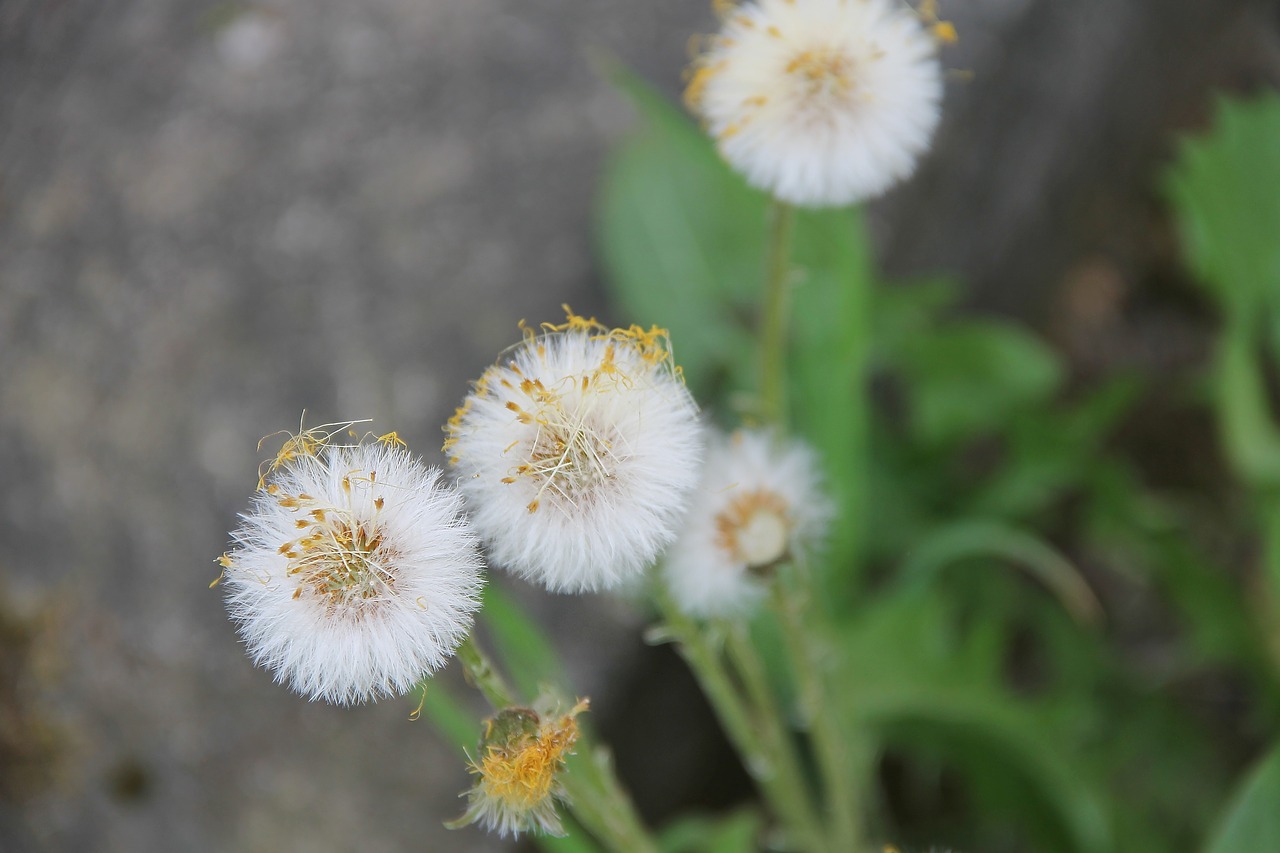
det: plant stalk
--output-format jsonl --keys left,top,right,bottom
{"left": 725, "top": 622, "right": 827, "bottom": 841}
{"left": 655, "top": 586, "right": 828, "bottom": 852}
{"left": 457, "top": 634, "right": 516, "bottom": 708}
{"left": 770, "top": 578, "right": 861, "bottom": 851}
{"left": 456, "top": 634, "right": 658, "bottom": 853}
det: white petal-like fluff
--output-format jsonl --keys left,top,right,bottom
{"left": 222, "top": 442, "right": 485, "bottom": 704}
{"left": 687, "top": 0, "right": 944, "bottom": 207}
{"left": 446, "top": 317, "right": 703, "bottom": 592}
{"left": 663, "top": 428, "right": 831, "bottom": 618}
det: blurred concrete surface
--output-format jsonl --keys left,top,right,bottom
{"left": 0, "top": 2, "right": 703, "bottom": 850}
{"left": 0, "top": 0, "right": 1277, "bottom": 851}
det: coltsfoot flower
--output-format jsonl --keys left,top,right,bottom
{"left": 685, "top": 0, "right": 948, "bottom": 207}
{"left": 450, "top": 699, "right": 589, "bottom": 838}
{"left": 444, "top": 309, "right": 703, "bottom": 593}
{"left": 663, "top": 428, "right": 831, "bottom": 617}
{"left": 219, "top": 426, "right": 485, "bottom": 704}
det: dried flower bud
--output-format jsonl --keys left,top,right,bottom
{"left": 449, "top": 699, "right": 589, "bottom": 838}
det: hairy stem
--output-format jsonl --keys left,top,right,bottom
{"left": 655, "top": 585, "right": 828, "bottom": 852}
{"left": 771, "top": 577, "right": 861, "bottom": 851}
{"left": 457, "top": 634, "right": 516, "bottom": 708}
{"left": 725, "top": 622, "right": 826, "bottom": 841}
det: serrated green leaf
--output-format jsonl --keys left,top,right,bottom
{"left": 872, "top": 277, "right": 962, "bottom": 358}
{"left": 972, "top": 376, "right": 1140, "bottom": 519}
{"left": 1217, "top": 330, "right": 1280, "bottom": 487}
{"left": 1167, "top": 93, "right": 1280, "bottom": 320}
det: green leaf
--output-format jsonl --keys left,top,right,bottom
{"left": 1167, "top": 93, "right": 1280, "bottom": 319}
{"left": 416, "top": 680, "right": 479, "bottom": 755}
{"left": 790, "top": 206, "right": 876, "bottom": 579}
{"left": 836, "top": 589, "right": 1112, "bottom": 853}
{"left": 872, "top": 277, "right": 962, "bottom": 359}
{"left": 1083, "top": 462, "right": 1275, "bottom": 680}
{"left": 1202, "top": 743, "right": 1280, "bottom": 853}
{"left": 896, "top": 519, "right": 1102, "bottom": 624}
{"left": 596, "top": 65, "right": 768, "bottom": 395}
{"left": 480, "top": 580, "right": 570, "bottom": 700}
{"left": 898, "top": 322, "right": 1063, "bottom": 445}
{"left": 971, "top": 377, "right": 1140, "bottom": 520}
{"left": 659, "top": 810, "right": 763, "bottom": 853}
{"left": 1217, "top": 330, "right": 1280, "bottom": 487}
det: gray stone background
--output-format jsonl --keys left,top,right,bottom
{"left": 1, "top": 0, "right": 1278, "bottom": 851}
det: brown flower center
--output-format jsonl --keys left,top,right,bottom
{"left": 786, "top": 47, "right": 858, "bottom": 105}
{"left": 275, "top": 487, "right": 396, "bottom": 611}
{"left": 715, "top": 489, "right": 792, "bottom": 569}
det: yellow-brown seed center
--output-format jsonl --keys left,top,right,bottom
{"left": 786, "top": 47, "right": 858, "bottom": 104}
{"left": 277, "top": 488, "right": 395, "bottom": 610}
{"left": 478, "top": 727, "right": 574, "bottom": 809}
{"left": 473, "top": 701, "right": 586, "bottom": 811}
{"left": 502, "top": 372, "right": 623, "bottom": 514}
{"left": 715, "top": 489, "right": 792, "bottom": 568}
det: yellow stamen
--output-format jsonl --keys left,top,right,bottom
{"left": 471, "top": 700, "right": 588, "bottom": 812}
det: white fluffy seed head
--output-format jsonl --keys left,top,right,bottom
{"left": 686, "top": 0, "right": 946, "bottom": 207}
{"left": 220, "top": 437, "right": 485, "bottom": 705}
{"left": 662, "top": 428, "right": 831, "bottom": 618}
{"left": 445, "top": 312, "right": 704, "bottom": 593}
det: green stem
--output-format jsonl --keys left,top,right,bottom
{"left": 724, "top": 622, "right": 826, "bottom": 840}
{"left": 1261, "top": 497, "right": 1280, "bottom": 670}
{"left": 770, "top": 578, "right": 861, "bottom": 852}
{"left": 760, "top": 201, "right": 797, "bottom": 426}
{"left": 655, "top": 585, "right": 828, "bottom": 852}
{"left": 562, "top": 739, "right": 659, "bottom": 853}
{"left": 456, "top": 634, "right": 658, "bottom": 853}
{"left": 457, "top": 634, "right": 516, "bottom": 708}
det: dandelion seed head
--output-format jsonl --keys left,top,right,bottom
{"left": 663, "top": 428, "right": 831, "bottom": 618}
{"left": 686, "top": 0, "right": 946, "bottom": 207}
{"left": 446, "top": 309, "right": 703, "bottom": 593}
{"left": 222, "top": 429, "right": 485, "bottom": 704}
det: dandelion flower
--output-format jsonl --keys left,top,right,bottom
{"left": 685, "top": 0, "right": 946, "bottom": 207}
{"left": 663, "top": 428, "right": 830, "bottom": 617}
{"left": 449, "top": 699, "right": 588, "bottom": 838}
{"left": 444, "top": 310, "right": 703, "bottom": 593}
{"left": 220, "top": 429, "right": 485, "bottom": 704}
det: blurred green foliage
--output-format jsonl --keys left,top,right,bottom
{"left": 659, "top": 810, "right": 765, "bottom": 853}
{"left": 1166, "top": 92, "right": 1280, "bottom": 853}
{"left": 1167, "top": 94, "right": 1280, "bottom": 324}
{"left": 1203, "top": 743, "right": 1280, "bottom": 853}
{"left": 587, "top": 73, "right": 1280, "bottom": 852}
{"left": 453, "top": 75, "right": 1280, "bottom": 853}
